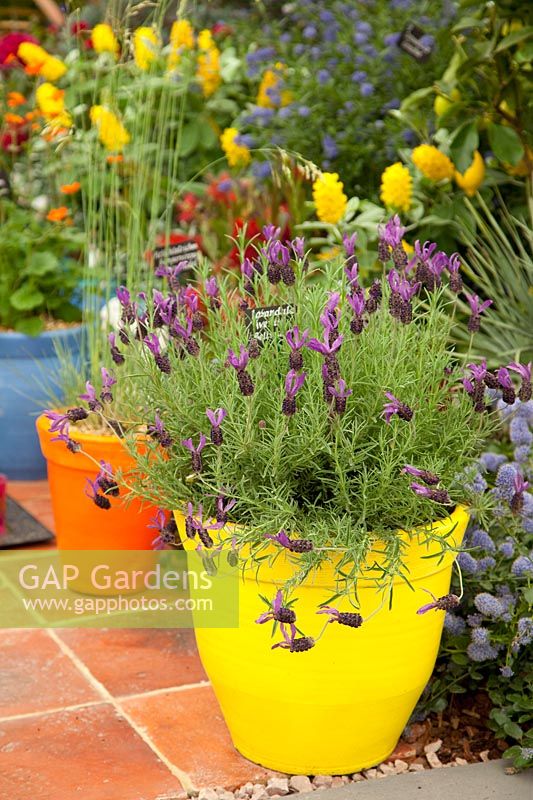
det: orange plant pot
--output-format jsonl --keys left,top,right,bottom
{"left": 36, "top": 413, "right": 156, "bottom": 550}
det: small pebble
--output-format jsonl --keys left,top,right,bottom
{"left": 424, "top": 739, "right": 442, "bottom": 755}
{"left": 351, "top": 774, "right": 364, "bottom": 782}
{"left": 198, "top": 790, "right": 218, "bottom": 800}
{"left": 312, "top": 776, "right": 332, "bottom": 789}
{"left": 426, "top": 752, "right": 443, "bottom": 769}
{"left": 266, "top": 778, "right": 289, "bottom": 796}
{"left": 362, "top": 769, "right": 378, "bottom": 780}
{"left": 409, "top": 764, "right": 425, "bottom": 772}
{"left": 378, "top": 763, "right": 395, "bottom": 775}
{"left": 479, "top": 750, "right": 490, "bottom": 763}
{"left": 455, "top": 757, "right": 468, "bottom": 766}
{"left": 394, "top": 760, "right": 409, "bottom": 773}
{"left": 288, "top": 776, "right": 314, "bottom": 793}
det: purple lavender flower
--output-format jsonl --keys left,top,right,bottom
{"left": 417, "top": 592, "right": 460, "bottom": 614}
{"left": 272, "top": 624, "right": 315, "bottom": 652}
{"left": 85, "top": 477, "right": 111, "bottom": 510}
{"left": 343, "top": 232, "right": 357, "bottom": 258}
{"left": 100, "top": 367, "right": 116, "bottom": 404}
{"left": 215, "top": 495, "right": 236, "bottom": 524}
{"left": 155, "top": 260, "right": 189, "bottom": 293}
{"left": 508, "top": 362, "right": 532, "bottom": 402}
{"left": 227, "top": 346, "right": 254, "bottom": 396}
{"left": 497, "top": 367, "right": 516, "bottom": 405}
{"left": 410, "top": 482, "right": 452, "bottom": 505}
{"left": 206, "top": 408, "right": 227, "bottom": 446}
{"left": 116, "top": 285, "right": 136, "bottom": 323}
{"left": 148, "top": 509, "right": 177, "bottom": 550}
{"left": 185, "top": 503, "right": 224, "bottom": 549}
{"left": 171, "top": 316, "right": 200, "bottom": 357}
{"left": 447, "top": 253, "right": 463, "bottom": 293}
{"left": 181, "top": 434, "right": 207, "bottom": 473}
{"left": 255, "top": 590, "right": 296, "bottom": 625}
{"left": 328, "top": 379, "right": 352, "bottom": 414}
{"left": 108, "top": 333, "right": 125, "bottom": 365}
{"left": 45, "top": 410, "right": 72, "bottom": 437}
{"left": 379, "top": 215, "right": 405, "bottom": 249}
{"left": 283, "top": 370, "right": 306, "bottom": 416}
{"left": 291, "top": 237, "right": 305, "bottom": 260}
{"left": 144, "top": 334, "right": 171, "bottom": 373}
{"left": 510, "top": 470, "right": 529, "bottom": 513}
{"left": 401, "top": 465, "right": 440, "bottom": 485}
{"left": 365, "top": 280, "right": 382, "bottom": 314}
{"left": 286, "top": 326, "right": 309, "bottom": 370}
{"left": 205, "top": 276, "right": 220, "bottom": 310}
{"left": 397, "top": 279, "right": 420, "bottom": 324}
{"left": 51, "top": 432, "right": 81, "bottom": 452}
{"left": 262, "top": 223, "right": 281, "bottom": 241}
{"left": 465, "top": 293, "right": 492, "bottom": 333}
{"left": 266, "top": 529, "right": 313, "bottom": 553}
{"left": 382, "top": 392, "right": 413, "bottom": 423}
{"left": 79, "top": 381, "right": 103, "bottom": 412}
{"left": 147, "top": 412, "right": 173, "bottom": 448}
{"left": 307, "top": 332, "right": 343, "bottom": 357}
{"left": 347, "top": 291, "right": 365, "bottom": 334}
{"left": 317, "top": 606, "right": 363, "bottom": 627}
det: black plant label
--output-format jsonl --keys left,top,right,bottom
{"left": 246, "top": 303, "right": 296, "bottom": 344}
{"left": 398, "top": 23, "right": 433, "bottom": 62}
{"left": 153, "top": 239, "right": 199, "bottom": 272}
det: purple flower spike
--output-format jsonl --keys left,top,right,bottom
{"left": 317, "top": 606, "right": 363, "bottom": 627}
{"left": 205, "top": 276, "right": 219, "bottom": 298}
{"left": 343, "top": 232, "right": 357, "bottom": 257}
{"left": 51, "top": 431, "right": 81, "bottom": 453}
{"left": 417, "top": 592, "right": 460, "bottom": 614}
{"left": 262, "top": 223, "right": 281, "bottom": 241}
{"left": 498, "top": 367, "right": 516, "bottom": 405}
{"left": 382, "top": 392, "right": 413, "bottom": 423}
{"left": 80, "top": 381, "right": 102, "bottom": 411}
{"left": 181, "top": 434, "right": 207, "bottom": 473}
{"left": 241, "top": 257, "right": 254, "bottom": 278}
{"left": 328, "top": 379, "right": 352, "bottom": 414}
{"left": 256, "top": 590, "right": 297, "bottom": 625}
{"left": 270, "top": 240, "right": 290, "bottom": 267}
{"left": 100, "top": 367, "right": 116, "bottom": 403}
{"left": 206, "top": 408, "right": 227, "bottom": 445}
{"left": 347, "top": 291, "right": 365, "bottom": 317}
{"left": 465, "top": 292, "right": 492, "bottom": 333}
{"left": 147, "top": 412, "right": 173, "bottom": 448}
{"left": 291, "top": 237, "right": 305, "bottom": 259}
{"left": 227, "top": 345, "right": 250, "bottom": 372}
{"left": 402, "top": 465, "right": 440, "bottom": 485}
{"left": 145, "top": 333, "right": 172, "bottom": 373}
{"left": 215, "top": 495, "right": 236, "bottom": 524}
{"left": 286, "top": 326, "right": 309, "bottom": 352}
{"left": 266, "top": 529, "right": 313, "bottom": 553}
{"left": 448, "top": 253, "right": 463, "bottom": 292}
{"left": 344, "top": 262, "right": 359, "bottom": 288}
{"left": 285, "top": 370, "right": 306, "bottom": 398}
{"left": 510, "top": 470, "right": 529, "bottom": 514}
{"left": 116, "top": 286, "right": 131, "bottom": 306}
{"left": 379, "top": 215, "right": 405, "bottom": 248}
{"left": 307, "top": 333, "right": 344, "bottom": 357}
{"left": 45, "top": 410, "right": 70, "bottom": 436}
{"left": 85, "top": 477, "right": 111, "bottom": 510}
{"left": 148, "top": 509, "right": 177, "bottom": 550}
{"left": 508, "top": 362, "right": 532, "bottom": 402}
{"left": 410, "top": 482, "right": 452, "bottom": 505}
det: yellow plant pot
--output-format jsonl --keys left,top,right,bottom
{"left": 174, "top": 505, "right": 468, "bottom": 775}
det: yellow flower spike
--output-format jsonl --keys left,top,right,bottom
{"left": 36, "top": 82, "right": 66, "bottom": 118}
{"left": 220, "top": 127, "right": 251, "bottom": 168}
{"left": 197, "top": 29, "right": 214, "bottom": 50}
{"left": 412, "top": 144, "right": 454, "bottom": 181}
{"left": 90, "top": 105, "right": 130, "bottom": 152}
{"left": 133, "top": 27, "right": 160, "bottom": 70}
{"left": 257, "top": 63, "right": 290, "bottom": 109}
{"left": 39, "top": 56, "right": 68, "bottom": 82}
{"left": 92, "top": 23, "right": 119, "bottom": 57}
{"left": 196, "top": 28, "right": 221, "bottom": 95}
{"left": 312, "top": 172, "right": 348, "bottom": 225}
{"left": 454, "top": 151, "right": 485, "bottom": 196}
{"left": 380, "top": 162, "right": 413, "bottom": 212}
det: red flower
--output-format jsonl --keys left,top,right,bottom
{"left": 177, "top": 192, "right": 200, "bottom": 224}
{"left": 1, "top": 124, "right": 29, "bottom": 152}
{"left": 207, "top": 172, "right": 237, "bottom": 206}
{"left": 70, "top": 20, "right": 89, "bottom": 35}
{"left": 0, "top": 32, "right": 38, "bottom": 69}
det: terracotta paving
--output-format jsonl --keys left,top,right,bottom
{"left": 0, "top": 482, "right": 275, "bottom": 800}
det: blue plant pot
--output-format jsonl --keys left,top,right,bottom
{"left": 0, "top": 325, "right": 84, "bottom": 480}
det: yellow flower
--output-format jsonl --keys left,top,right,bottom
{"left": 312, "top": 172, "right": 348, "bottom": 225}
{"left": 92, "top": 23, "right": 119, "bottom": 57}
{"left": 17, "top": 42, "right": 67, "bottom": 80}
{"left": 380, "top": 162, "right": 413, "bottom": 212}
{"left": 317, "top": 246, "right": 342, "bottom": 261}
{"left": 133, "top": 27, "right": 160, "bottom": 70}
{"left": 36, "top": 82, "right": 65, "bottom": 118}
{"left": 90, "top": 105, "right": 130, "bottom": 152}
{"left": 256, "top": 62, "right": 291, "bottom": 108}
{"left": 168, "top": 19, "right": 195, "bottom": 69}
{"left": 412, "top": 144, "right": 454, "bottom": 181}
{"left": 196, "top": 28, "right": 221, "bottom": 96}
{"left": 402, "top": 240, "right": 414, "bottom": 255}
{"left": 220, "top": 127, "right": 251, "bottom": 168}
{"left": 454, "top": 150, "right": 485, "bottom": 196}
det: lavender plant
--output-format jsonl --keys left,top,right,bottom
{"left": 417, "top": 397, "right": 533, "bottom": 769}
{"left": 45, "top": 218, "right": 525, "bottom": 654}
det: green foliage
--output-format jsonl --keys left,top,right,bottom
{"left": 79, "top": 241, "right": 494, "bottom": 601}
{"left": 0, "top": 200, "right": 83, "bottom": 333}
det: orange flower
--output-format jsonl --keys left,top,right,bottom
{"left": 46, "top": 206, "right": 69, "bottom": 222}
{"left": 4, "top": 113, "right": 24, "bottom": 125}
{"left": 7, "top": 92, "right": 26, "bottom": 108}
{"left": 60, "top": 181, "right": 81, "bottom": 194}
{"left": 106, "top": 154, "right": 124, "bottom": 164}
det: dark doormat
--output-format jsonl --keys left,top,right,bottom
{"left": 1, "top": 497, "right": 54, "bottom": 548}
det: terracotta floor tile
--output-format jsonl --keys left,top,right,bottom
{"left": 122, "top": 685, "right": 274, "bottom": 789}
{"left": 0, "top": 704, "right": 183, "bottom": 800}
{"left": 56, "top": 628, "right": 207, "bottom": 696}
{"left": 0, "top": 629, "right": 99, "bottom": 717}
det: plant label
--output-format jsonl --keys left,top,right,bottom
{"left": 153, "top": 238, "right": 199, "bottom": 272}
{"left": 246, "top": 304, "right": 296, "bottom": 344}
{"left": 398, "top": 23, "right": 433, "bottom": 62}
